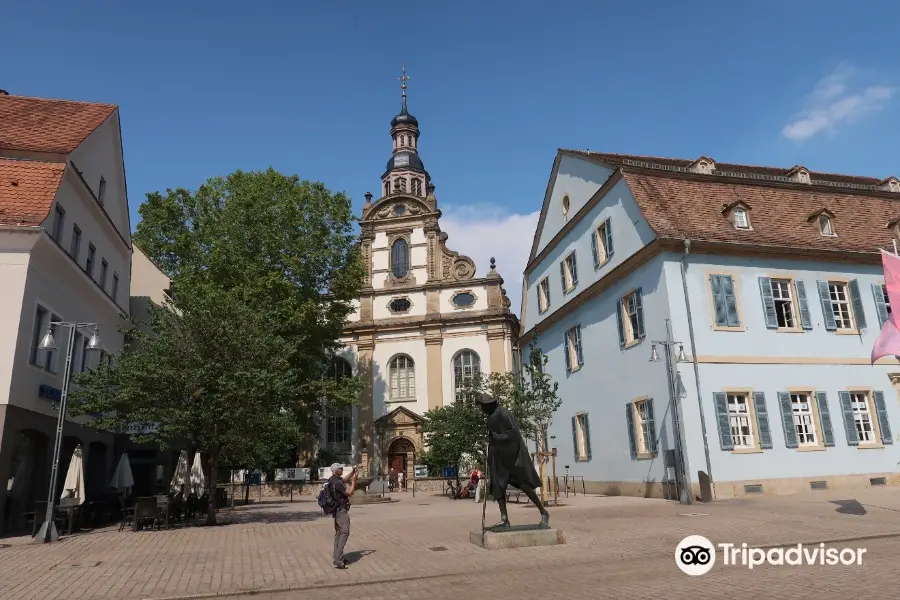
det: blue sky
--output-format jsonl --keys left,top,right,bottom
{"left": 4, "top": 1, "right": 899, "bottom": 312}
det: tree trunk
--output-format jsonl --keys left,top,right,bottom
{"left": 206, "top": 452, "right": 218, "bottom": 526}
{"left": 537, "top": 427, "right": 547, "bottom": 503}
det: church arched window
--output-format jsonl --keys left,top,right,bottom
{"left": 399, "top": 178, "right": 407, "bottom": 192}
{"left": 453, "top": 350, "right": 481, "bottom": 402}
{"left": 412, "top": 179, "right": 422, "bottom": 196}
{"left": 384, "top": 181, "right": 390, "bottom": 196}
{"left": 391, "top": 238, "right": 409, "bottom": 278}
{"left": 389, "top": 354, "right": 416, "bottom": 400}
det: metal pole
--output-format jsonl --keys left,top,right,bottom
{"left": 664, "top": 319, "right": 692, "bottom": 505}
{"left": 36, "top": 323, "right": 78, "bottom": 543}
{"left": 551, "top": 448, "right": 558, "bottom": 506}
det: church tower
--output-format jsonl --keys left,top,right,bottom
{"left": 328, "top": 67, "right": 519, "bottom": 479}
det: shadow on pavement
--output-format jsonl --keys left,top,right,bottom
{"left": 344, "top": 549, "right": 376, "bottom": 564}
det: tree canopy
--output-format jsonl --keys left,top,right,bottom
{"left": 70, "top": 169, "right": 364, "bottom": 522}
{"left": 419, "top": 340, "right": 561, "bottom": 487}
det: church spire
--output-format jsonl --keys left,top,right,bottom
{"left": 382, "top": 65, "right": 429, "bottom": 198}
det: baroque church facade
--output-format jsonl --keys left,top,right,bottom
{"left": 322, "top": 72, "right": 519, "bottom": 479}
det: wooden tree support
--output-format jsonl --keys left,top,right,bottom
{"left": 531, "top": 448, "right": 559, "bottom": 506}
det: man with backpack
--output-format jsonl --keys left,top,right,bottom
{"left": 321, "top": 463, "right": 357, "bottom": 569}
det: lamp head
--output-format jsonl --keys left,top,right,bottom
{"left": 649, "top": 344, "right": 659, "bottom": 362}
{"left": 38, "top": 329, "right": 56, "bottom": 352}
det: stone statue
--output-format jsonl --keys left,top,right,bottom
{"left": 478, "top": 393, "right": 550, "bottom": 529}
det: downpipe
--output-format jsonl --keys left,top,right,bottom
{"left": 680, "top": 239, "right": 716, "bottom": 500}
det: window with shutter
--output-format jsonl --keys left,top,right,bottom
{"left": 709, "top": 274, "right": 741, "bottom": 328}
{"left": 621, "top": 289, "right": 646, "bottom": 346}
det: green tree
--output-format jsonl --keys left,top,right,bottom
{"left": 506, "top": 340, "right": 562, "bottom": 453}
{"left": 70, "top": 169, "right": 364, "bottom": 524}
{"left": 420, "top": 381, "right": 487, "bottom": 492}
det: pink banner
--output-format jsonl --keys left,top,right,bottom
{"left": 871, "top": 250, "right": 900, "bottom": 363}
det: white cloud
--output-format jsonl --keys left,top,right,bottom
{"left": 782, "top": 63, "right": 896, "bottom": 142}
{"left": 439, "top": 204, "right": 539, "bottom": 316}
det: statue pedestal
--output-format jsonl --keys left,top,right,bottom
{"left": 469, "top": 526, "right": 566, "bottom": 550}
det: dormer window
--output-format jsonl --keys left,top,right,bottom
{"left": 887, "top": 218, "right": 900, "bottom": 238}
{"left": 689, "top": 157, "right": 715, "bottom": 174}
{"left": 880, "top": 177, "right": 900, "bottom": 193}
{"left": 722, "top": 201, "right": 751, "bottom": 230}
{"left": 789, "top": 166, "right": 811, "bottom": 184}
{"left": 819, "top": 214, "right": 835, "bottom": 236}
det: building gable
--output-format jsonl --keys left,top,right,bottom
{"left": 0, "top": 94, "right": 116, "bottom": 155}
{"left": 528, "top": 152, "right": 615, "bottom": 262}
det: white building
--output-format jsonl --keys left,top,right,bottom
{"left": 323, "top": 75, "right": 520, "bottom": 478}
{"left": 0, "top": 90, "right": 132, "bottom": 532}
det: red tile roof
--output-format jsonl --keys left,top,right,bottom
{"left": 0, "top": 159, "right": 65, "bottom": 226}
{"left": 621, "top": 169, "right": 899, "bottom": 255}
{"left": 551, "top": 150, "right": 900, "bottom": 256}
{"left": 0, "top": 95, "right": 117, "bottom": 154}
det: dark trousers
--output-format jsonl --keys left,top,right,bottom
{"left": 333, "top": 508, "right": 350, "bottom": 565}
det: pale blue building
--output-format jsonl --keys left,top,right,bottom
{"left": 519, "top": 151, "right": 900, "bottom": 499}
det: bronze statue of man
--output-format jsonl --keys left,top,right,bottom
{"left": 478, "top": 393, "right": 550, "bottom": 529}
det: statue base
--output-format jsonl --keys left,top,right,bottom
{"left": 469, "top": 526, "right": 565, "bottom": 550}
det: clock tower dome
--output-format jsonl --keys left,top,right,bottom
{"left": 381, "top": 65, "right": 431, "bottom": 198}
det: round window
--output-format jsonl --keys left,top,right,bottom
{"left": 562, "top": 195, "right": 570, "bottom": 215}
{"left": 452, "top": 292, "right": 475, "bottom": 308}
{"left": 393, "top": 204, "right": 407, "bottom": 216}
{"left": 390, "top": 298, "right": 411, "bottom": 312}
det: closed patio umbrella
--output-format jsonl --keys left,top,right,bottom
{"left": 189, "top": 451, "right": 205, "bottom": 496}
{"left": 61, "top": 445, "right": 86, "bottom": 505}
{"left": 170, "top": 450, "right": 189, "bottom": 494}
{"left": 109, "top": 452, "right": 134, "bottom": 495}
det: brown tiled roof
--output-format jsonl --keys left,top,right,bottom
{"left": 0, "top": 159, "right": 65, "bottom": 226}
{"left": 0, "top": 95, "right": 116, "bottom": 154}
{"left": 566, "top": 150, "right": 885, "bottom": 187}
{"left": 621, "top": 170, "right": 899, "bottom": 254}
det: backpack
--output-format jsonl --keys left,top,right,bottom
{"left": 317, "top": 480, "right": 335, "bottom": 514}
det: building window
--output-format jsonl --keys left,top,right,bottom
{"left": 451, "top": 291, "right": 475, "bottom": 308}
{"left": 453, "top": 350, "right": 480, "bottom": 402}
{"left": 572, "top": 413, "right": 591, "bottom": 461}
{"left": 874, "top": 283, "right": 892, "bottom": 327}
{"left": 30, "top": 306, "right": 49, "bottom": 367}
{"left": 733, "top": 208, "right": 750, "bottom": 229}
{"left": 709, "top": 274, "right": 740, "bottom": 328}
{"left": 70, "top": 225, "right": 82, "bottom": 261}
{"left": 80, "top": 336, "right": 91, "bottom": 373}
{"left": 819, "top": 214, "right": 836, "bottom": 236}
{"left": 390, "top": 238, "right": 409, "bottom": 279}
{"left": 51, "top": 205, "right": 65, "bottom": 243}
{"left": 827, "top": 282, "right": 854, "bottom": 330}
{"left": 591, "top": 218, "right": 614, "bottom": 266}
{"left": 727, "top": 393, "right": 754, "bottom": 449}
{"left": 399, "top": 178, "right": 408, "bottom": 193}
{"left": 412, "top": 179, "right": 422, "bottom": 196}
{"left": 112, "top": 273, "right": 119, "bottom": 301}
{"left": 617, "top": 289, "right": 645, "bottom": 347}
{"left": 770, "top": 279, "right": 797, "bottom": 328}
{"left": 86, "top": 244, "right": 96, "bottom": 277}
{"left": 626, "top": 398, "right": 657, "bottom": 459}
{"left": 790, "top": 393, "right": 818, "bottom": 445}
{"left": 384, "top": 181, "right": 390, "bottom": 196}
{"left": 537, "top": 277, "right": 550, "bottom": 313}
{"left": 849, "top": 392, "right": 876, "bottom": 444}
{"left": 562, "top": 195, "right": 570, "bottom": 216}
{"left": 327, "top": 358, "right": 353, "bottom": 452}
{"left": 560, "top": 251, "right": 577, "bottom": 294}
{"left": 98, "top": 176, "right": 107, "bottom": 204}
{"left": 389, "top": 297, "right": 411, "bottom": 313}
{"left": 389, "top": 355, "right": 415, "bottom": 401}
{"left": 100, "top": 259, "right": 109, "bottom": 290}
{"left": 563, "top": 324, "right": 583, "bottom": 373}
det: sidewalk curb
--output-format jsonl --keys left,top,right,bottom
{"left": 136, "top": 531, "right": 900, "bottom": 600}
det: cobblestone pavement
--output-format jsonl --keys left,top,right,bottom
{"left": 3, "top": 488, "right": 900, "bottom": 600}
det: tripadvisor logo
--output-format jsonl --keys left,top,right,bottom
{"left": 676, "top": 535, "right": 866, "bottom": 575}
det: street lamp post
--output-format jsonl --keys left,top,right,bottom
{"left": 34, "top": 322, "right": 101, "bottom": 543}
{"left": 649, "top": 318, "right": 692, "bottom": 506}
